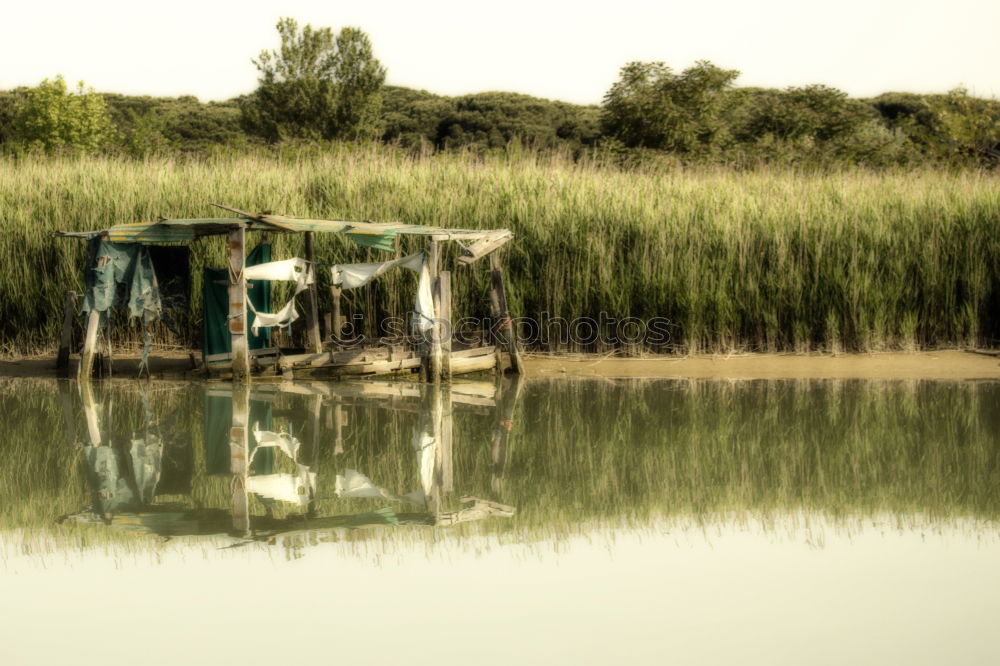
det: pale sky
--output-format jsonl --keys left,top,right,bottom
{"left": 1, "top": 0, "right": 997, "bottom": 104}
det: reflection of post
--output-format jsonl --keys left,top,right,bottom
{"left": 440, "top": 386, "right": 453, "bottom": 492}
{"left": 80, "top": 380, "right": 102, "bottom": 446}
{"left": 491, "top": 374, "right": 523, "bottom": 497}
{"left": 230, "top": 385, "right": 250, "bottom": 536}
{"left": 308, "top": 394, "right": 322, "bottom": 517}
{"left": 333, "top": 402, "right": 345, "bottom": 455}
{"left": 228, "top": 226, "right": 251, "bottom": 382}
{"left": 59, "top": 380, "right": 77, "bottom": 448}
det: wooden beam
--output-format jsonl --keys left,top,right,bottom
{"left": 304, "top": 232, "right": 322, "bottom": 353}
{"left": 56, "top": 291, "right": 77, "bottom": 375}
{"left": 488, "top": 253, "right": 523, "bottom": 374}
{"left": 228, "top": 226, "right": 251, "bottom": 382}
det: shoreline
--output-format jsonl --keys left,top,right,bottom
{"left": 0, "top": 350, "right": 997, "bottom": 381}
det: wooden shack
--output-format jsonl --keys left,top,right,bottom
{"left": 54, "top": 206, "right": 522, "bottom": 382}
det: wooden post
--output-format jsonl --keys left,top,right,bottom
{"left": 78, "top": 309, "right": 101, "bottom": 381}
{"left": 439, "top": 270, "right": 452, "bottom": 382}
{"left": 228, "top": 226, "right": 251, "bottom": 382}
{"left": 307, "top": 394, "right": 321, "bottom": 518}
{"left": 56, "top": 291, "right": 77, "bottom": 375}
{"left": 304, "top": 232, "right": 322, "bottom": 354}
{"left": 230, "top": 385, "right": 250, "bottom": 536}
{"left": 329, "top": 285, "right": 343, "bottom": 344}
{"left": 489, "top": 253, "right": 523, "bottom": 374}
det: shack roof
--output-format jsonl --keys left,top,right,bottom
{"left": 54, "top": 213, "right": 511, "bottom": 253}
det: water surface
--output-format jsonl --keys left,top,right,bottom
{"left": 1, "top": 376, "right": 997, "bottom": 665}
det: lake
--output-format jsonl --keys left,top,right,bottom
{"left": 1, "top": 376, "right": 998, "bottom": 665}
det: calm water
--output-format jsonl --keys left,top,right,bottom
{"left": 1, "top": 376, "right": 998, "bottom": 665}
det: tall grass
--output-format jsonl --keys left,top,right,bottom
{"left": 1, "top": 146, "right": 998, "bottom": 353}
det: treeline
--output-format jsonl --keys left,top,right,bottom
{"left": 0, "top": 19, "right": 997, "bottom": 168}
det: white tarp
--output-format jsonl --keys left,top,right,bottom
{"left": 331, "top": 252, "right": 435, "bottom": 332}
{"left": 243, "top": 258, "right": 315, "bottom": 334}
{"left": 244, "top": 258, "right": 313, "bottom": 288}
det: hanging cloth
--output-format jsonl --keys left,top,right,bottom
{"left": 330, "top": 252, "right": 435, "bottom": 332}
{"left": 242, "top": 258, "right": 314, "bottom": 335}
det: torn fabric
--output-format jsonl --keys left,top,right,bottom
{"left": 242, "top": 258, "right": 314, "bottom": 335}
{"left": 331, "top": 252, "right": 436, "bottom": 332}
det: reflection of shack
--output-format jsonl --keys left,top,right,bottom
{"left": 60, "top": 378, "right": 521, "bottom": 543}
{"left": 331, "top": 378, "right": 521, "bottom": 527}
{"left": 54, "top": 207, "right": 522, "bottom": 382}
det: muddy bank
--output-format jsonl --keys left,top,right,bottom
{"left": 524, "top": 350, "right": 1000, "bottom": 380}
{"left": 1, "top": 349, "right": 998, "bottom": 381}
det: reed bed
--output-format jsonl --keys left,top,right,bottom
{"left": 1, "top": 147, "right": 998, "bottom": 353}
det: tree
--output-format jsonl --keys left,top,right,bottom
{"left": 923, "top": 87, "right": 1000, "bottom": 164}
{"left": 601, "top": 60, "right": 739, "bottom": 153}
{"left": 240, "top": 18, "right": 386, "bottom": 142}
{"left": 12, "top": 76, "right": 113, "bottom": 153}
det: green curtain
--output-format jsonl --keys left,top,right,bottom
{"left": 201, "top": 243, "right": 273, "bottom": 359}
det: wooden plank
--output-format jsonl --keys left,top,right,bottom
{"left": 451, "top": 354, "right": 499, "bottom": 375}
{"left": 77, "top": 309, "right": 100, "bottom": 381}
{"left": 228, "top": 226, "right": 251, "bottom": 382}
{"left": 56, "top": 291, "right": 77, "bottom": 375}
{"left": 457, "top": 231, "right": 512, "bottom": 265}
{"left": 304, "top": 232, "right": 322, "bottom": 353}
{"left": 489, "top": 253, "right": 523, "bottom": 374}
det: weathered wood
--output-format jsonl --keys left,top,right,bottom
{"left": 78, "top": 309, "right": 101, "bottom": 381}
{"left": 303, "top": 232, "right": 322, "bottom": 354}
{"left": 457, "top": 231, "right": 513, "bottom": 265}
{"left": 228, "top": 226, "right": 251, "bottom": 382}
{"left": 56, "top": 291, "right": 77, "bottom": 375}
{"left": 450, "top": 354, "right": 500, "bottom": 375}
{"left": 488, "top": 253, "right": 523, "bottom": 374}
{"left": 329, "top": 285, "right": 343, "bottom": 344}
{"left": 230, "top": 385, "right": 250, "bottom": 536}
{"left": 439, "top": 270, "right": 452, "bottom": 382}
